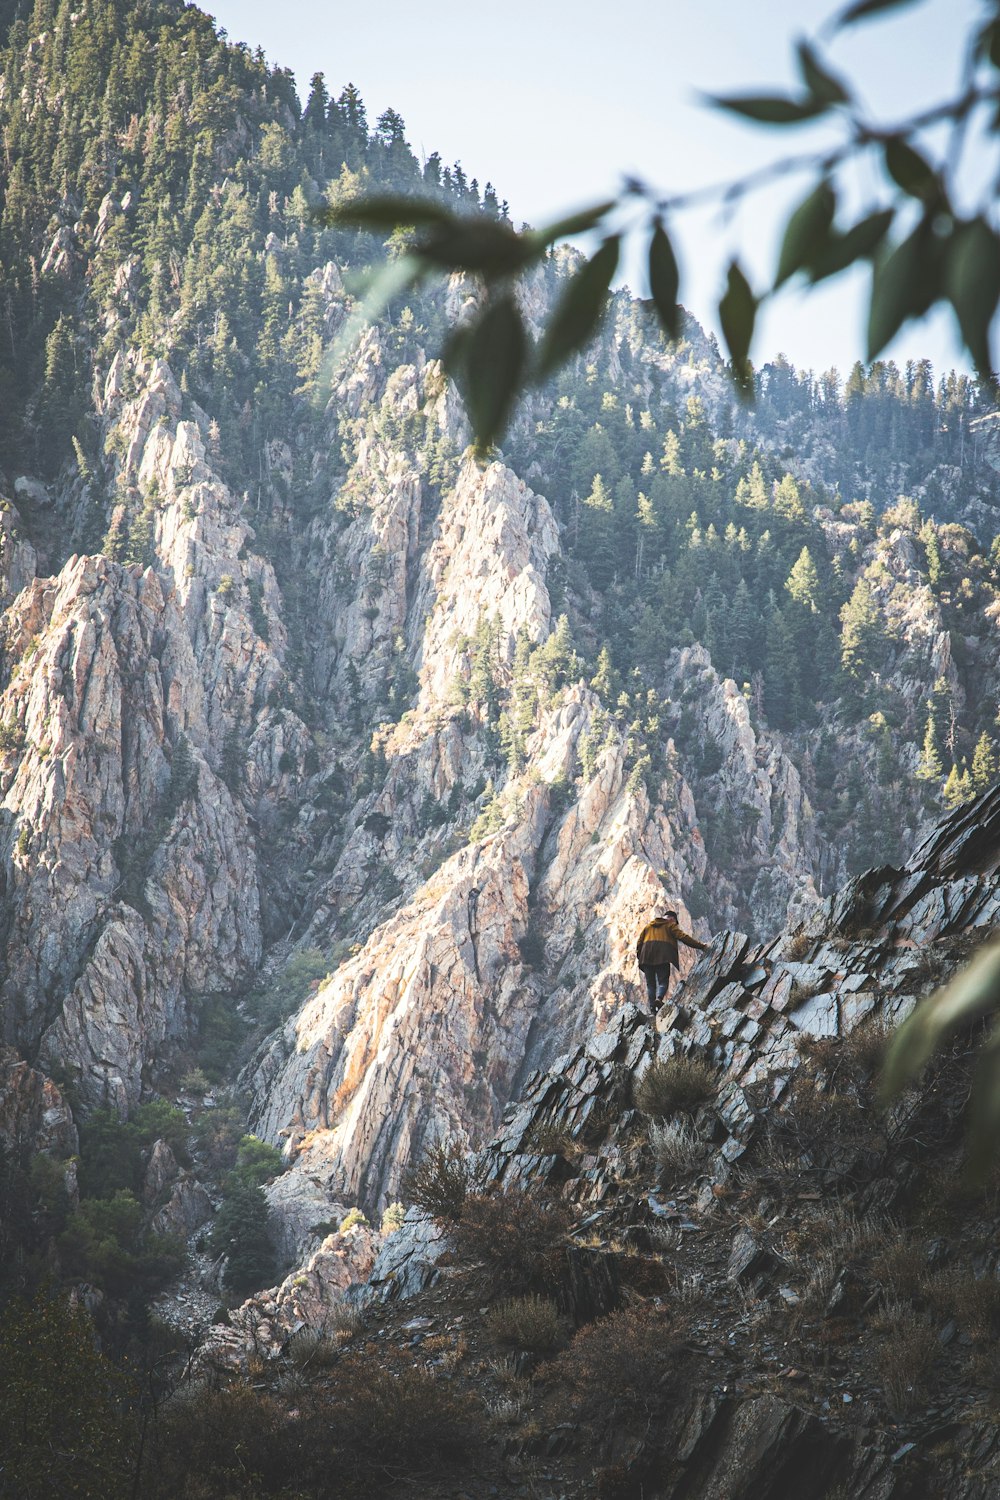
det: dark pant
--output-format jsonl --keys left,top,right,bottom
{"left": 643, "top": 964, "right": 672, "bottom": 1008}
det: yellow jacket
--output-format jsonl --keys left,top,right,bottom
{"left": 636, "top": 918, "right": 707, "bottom": 970}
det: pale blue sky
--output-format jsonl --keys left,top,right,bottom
{"left": 209, "top": 0, "right": 988, "bottom": 379}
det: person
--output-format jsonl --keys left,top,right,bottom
{"left": 636, "top": 907, "right": 709, "bottom": 1017}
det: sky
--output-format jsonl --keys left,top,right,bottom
{"left": 207, "top": 0, "right": 989, "bottom": 380}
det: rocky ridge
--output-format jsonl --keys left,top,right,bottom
{"left": 194, "top": 783, "right": 1000, "bottom": 1500}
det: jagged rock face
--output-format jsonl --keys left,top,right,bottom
{"left": 0, "top": 354, "right": 282, "bottom": 1111}
{"left": 0, "top": 1046, "right": 77, "bottom": 1161}
{"left": 246, "top": 686, "right": 708, "bottom": 1223}
{"left": 663, "top": 644, "right": 820, "bottom": 934}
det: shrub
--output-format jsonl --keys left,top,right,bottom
{"left": 208, "top": 1178, "right": 276, "bottom": 1298}
{"left": 524, "top": 1119, "right": 578, "bottom": 1158}
{"left": 251, "top": 948, "right": 331, "bottom": 1028}
{"left": 541, "top": 1303, "right": 684, "bottom": 1428}
{"left": 194, "top": 995, "right": 253, "bottom": 1082}
{"left": 451, "top": 1187, "right": 572, "bottom": 1294}
{"left": 517, "top": 920, "right": 546, "bottom": 969}
{"left": 402, "top": 1138, "right": 479, "bottom": 1222}
{"left": 380, "top": 1201, "right": 405, "bottom": 1234}
{"left": 146, "top": 1381, "right": 286, "bottom": 1497}
{"left": 230, "top": 1134, "right": 283, "bottom": 1188}
{"left": 649, "top": 1118, "right": 703, "bottom": 1177}
{"left": 148, "top": 1357, "right": 478, "bottom": 1496}
{"left": 191, "top": 1102, "right": 243, "bottom": 1171}
{"left": 179, "top": 1066, "right": 210, "bottom": 1095}
{"left": 316, "top": 1354, "right": 478, "bottom": 1483}
{"left": 77, "top": 1101, "right": 189, "bottom": 1198}
{"left": 0, "top": 717, "right": 25, "bottom": 754}
{"left": 485, "top": 1295, "right": 567, "bottom": 1353}
{"left": 634, "top": 1056, "right": 716, "bottom": 1117}
{"left": 339, "top": 1206, "right": 369, "bottom": 1232}
{"left": 874, "top": 1302, "right": 937, "bottom": 1412}
{"left": 58, "top": 1191, "right": 185, "bottom": 1298}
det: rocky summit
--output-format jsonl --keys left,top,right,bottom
{"left": 2, "top": 2, "right": 1000, "bottom": 1497}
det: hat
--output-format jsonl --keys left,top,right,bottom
{"left": 655, "top": 908, "right": 678, "bottom": 921}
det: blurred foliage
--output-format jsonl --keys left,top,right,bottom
{"left": 0, "top": 1290, "right": 136, "bottom": 1499}
{"left": 882, "top": 934, "right": 1000, "bottom": 1180}
{"left": 325, "top": 0, "right": 1000, "bottom": 443}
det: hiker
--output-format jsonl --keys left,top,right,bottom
{"left": 636, "top": 908, "right": 709, "bottom": 1017}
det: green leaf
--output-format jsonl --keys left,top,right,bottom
{"left": 809, "top": 208, "right": 894, "bottom": 281}
{"left": 648, "top": 223, "right": 681, "bottom": 341}
{"left": 711, "top": 93, "right": 828, "bottom": 125}
{"left": 945, "top": 216, "right": 1000, "bottom": 378}
{"left": 881, "top": 935, "right": 1000, "bottom": 1101}
{"left": 317, "top": 195, "right": 454, "bottom": 230}
{"left": 884, "top": 138, "right": 941, "bottom": 203}
{"left": 866, "top": 217, "right": 942, "bottom": 359}
{"left": 775, "top": 180, "right": 836, "bottom": 286}
{"left": 417, "top": 219, "right": 534, "bottom": 275}
{"left": 718, "top": 260, "right": 757, "bottom": 393}
{"left": 977, "top": 17, "right": 1000, "bottom": 70}
{"left": 531, "top": 200, "right": 619, "bottom": 245}
{"left": 457, "top": 296, "right": 528, "bottom": 452}
{"left": 536, "top": 236, "right": 621, "bottom": 379}
{"left": 838, "top": 0, "right": 925, "bottom": 24}
{"left": 796, "top": 40, "right": 850, "bottom": 104}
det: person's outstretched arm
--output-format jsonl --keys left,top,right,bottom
{"left": 677, "top": 926, "right": 709, "bottom": 953}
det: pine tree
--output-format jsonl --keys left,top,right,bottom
{"left": 209, "top": 1178, "right": 275, "bottom": 1296}
{"left": 784, "top": 547, "right": 820, "bottom": 612}
{"left": 735, "top": 461, "right": 768, "bottom": 510}
{"left": 916, "top": 714, "right": 943, "bottom": 783}
{"left": 591, "top": 645, "right": 621, "bottom": 703}
{"left": 303, "top": 72, "right": 329, "bottom": 129}
{"left": 942, "top": 762, "right": 974, "bottom": 811}
{"left": 971, "top": 731, "right": 996, "bottom": 793}
{"left": 773, "top": 473, "right": 805, "bottom": 522}
{"left": 660, "top": 430, "right": 683, "bottom": 475}
{"left": 839, "top": 577, "right": 885, "bottom": 683}
{"left": 763, "top": 606, "right": 801, "bottom": 729}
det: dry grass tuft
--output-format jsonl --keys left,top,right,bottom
{"left": 484, "top": 1295, "right": 568, "bottom": 1353}
{"left": 873, "top": 1301, "right": 937, "bottom": 1412}
{"left": 649, "top": 1118, "right": 703, "bottom": 1178}
{"left": 925, "top": 1267, "right": 1000, "bottom": 1341}
{"left": 871, "top": 1239, "right": 927, "bottom": 1302}
{"left": 634, "top": 1056, "right": 716, "bottom": 1118}
{"left": 524, "top": 1119, "right": 579, "bottom": 1159}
